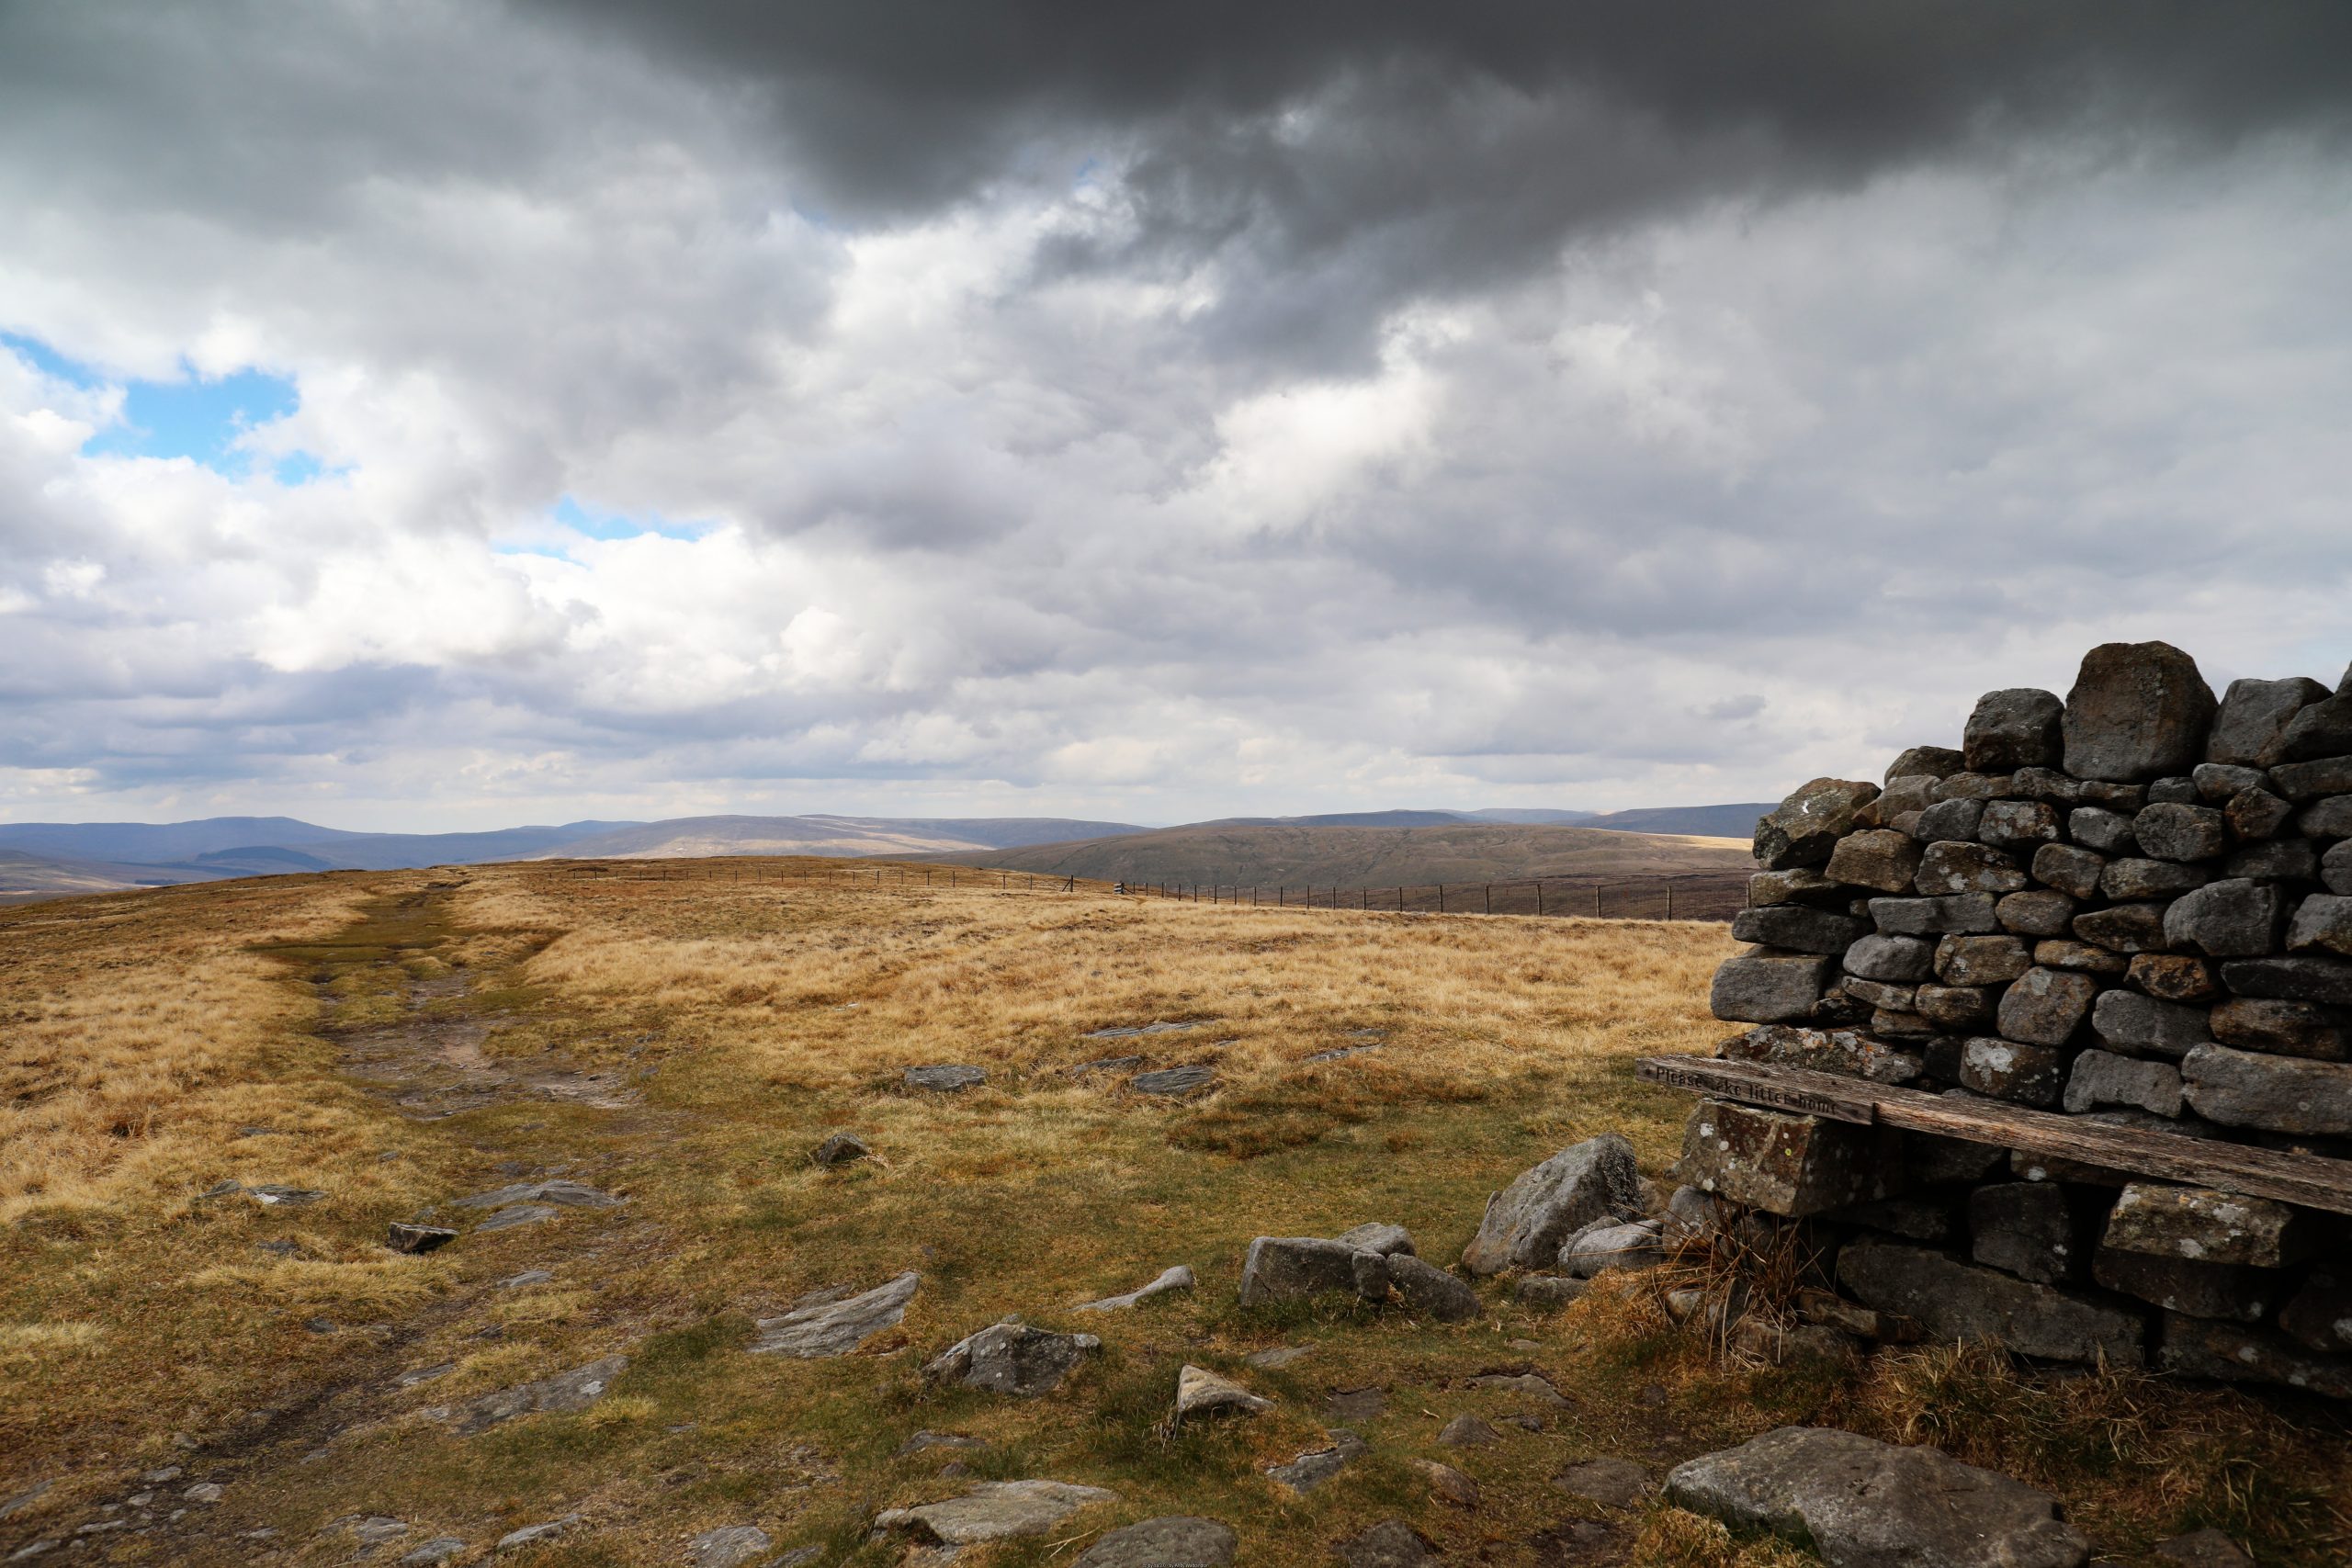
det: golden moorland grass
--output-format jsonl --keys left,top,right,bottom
{"left": 0, "top": 860, "right": 2345, "bottom": 1566}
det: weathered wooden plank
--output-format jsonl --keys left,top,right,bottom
{"left": 1637, "top": 1055, "right": 2352, "bottom": 1217}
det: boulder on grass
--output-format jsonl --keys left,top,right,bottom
{"left": 1459, "top": 1134, "right": 1642, "bottom": 1275}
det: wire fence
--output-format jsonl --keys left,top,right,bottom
{"left": 536, "top": 857, "right": 1747, "bottom": 923}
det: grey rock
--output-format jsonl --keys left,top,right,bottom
{"left": 685, "top": 1526, "right": 772, "bottom": 1568}
{"left": 1886, "top": 746, "right": 1965, "bottom": 782}
{"left": 2099, "top": 858, "right": 2210, "bottom": 900}
{"left": 396, "top": 1359, "right": 456, "bottom": 1388}
{"left": 1557, "top": 1219, "right": 1664, "bottom": 1279}
{"left": 448, "top": 1179, "right": 623, "bottom": 1209}
{"left": 1963, "top": 1034, "right": 2078, "bottom": 1105}
{"left": 1838, "top": 1243, "right": 2144, "bottom": 1366}
{"left": 1965, "top": 688, "right": 2064, "bottom": 773}
{"left": 1996, "top": 967, "right": 2100, "bottom": 1047}
{"left": 1511, "top": 1274, "right": 1588, "bottom": 1310}
{"left": 1467, "top": 1370, "right": 1569, "bottom": 1404}
{"left": 1840, "top": 979, "right": 1917, "bottom": 1012}
{"left": 2102, "top": 1181, "right": 2312, "bottom": 1267}
{"left": 1828, "top": 1195, "right": 1954, "bottom": 1243}
{"left": 2210, "top": 997, "right": 2348, "bottom": 1060}
{"left": 876, "top": 1481, "right": 1117, "bottom": 1546}
{"left": 2332, "top": 838, "right": 2352, "bottom": 894}
{"left": 2126, "top": 953, "right": 2216, "bottom": 1001}
{"left": 475, "top": 1203, "right": 559, "bottom": 1233}
{"left": 1674, "top": 1099, "right": 1900, "bottom": 1216}
{"left": 496, "top": 1515, "right": 584, "bottom": 1551}
{"left": 810, "top": 1132, "right": 871, "bottom": 1166}
{"left": 1265, "top": 1432, "right": 1367, "bottom": 1492}
{"left": 2033, "top": 841, "right": 2111, "bottom": 900}
{"left": 2034, "top": 939, "right": 2130, "bottom": 975}
{"left": 1731, "top": 905, "right": 1866, "bottom": 954}
{"left": 496, "top": 1269, "right": 555, "bottom": 1290}
{"left": 2090, "top": 991, "right": 2210, "bottom": 1060}
{"left": 2064, "top": 640, "right": 2215, "bottom": 782}
{"left": 1871, "top": 1008, "right": 1935, "bottom": 1041}
{"left": 2289, "top": 893, "right": 2352, "bottom": 958}
{"left": 388, "top": 1222, "right": 458, "bottom": 1254}
{"left": 1717, "top": 1024, "right": 1922, "bottom": 1084}
{"left": 2068, "top": 807, "right": 2140, "bottom": 855}
{"left": 1709, "top": 949, "right": 1832, "bottom": 1024}
{"left": 905, "top": 1064, "right": 987, "bottom": 1091}
{"left": 1174, "top": 1363, "right": 1272, "bottom": 1417}
{"left": 899, "top": 1430, "right": 988, "bottom": 1455}
{"left": 2072, "top": 902, "right": 2172, "bottom": 953}
{"left": 1666, "top": 1425, "right": 2089, "bottom": 1568}
{"left": 2218, "top": 953, "right": 2352, "bottom": 1005}
{"left": 924, "top": 1318, "right": 1101, "bottom": 1395}
{"left": 2192, "top": 762, "right": 2267, "bottom": 802}
{"left": 2092, "top": 1249, "right": 2276, "bottom": 1324}
{"left": 397, "top": 1540, "right": 467, "bottom": 1566}
{"left": 2278, "top": 690, "right": 2352, "bottom": 763}
{"left": 1075, "top": 1517, "right": 1238, "bottom": 1568}
{"left": 1438, "top": 1414, "right": 1501, "bottom": 1447}
{"left": 454, "top": 1356, "right": 628, "bottom": 1434}
{"left": 345, "top": 1517, "right": 413, "bottom": 1546}
{"left": 1384, "top": 1254, "right": 1481, "bottom": 1321}
{"left": 2273, "top": 753, "right": 2352, "bottom": 802}
{"left": 1748, "top": 867, "right": 1847, "bottom": 907}
{"left": 1553, "top": 1456, "right": 1651, "bottom": 1508}
{"left": 1073, "top": 1055, "right": 1146, "bottom": 1076}
{"left": 1333, "top": 1222, "right": 1416, "bottom": 1256}
{"left": 2154, "top": 1527, "right": 2257, "bottom": 1568}
{"left": 1878, "top": 773, "right": 1940, "bottom": 819}
{"left": 752, "top": 1272, "right": 920, "bottom": 1357}
{"left": 2224, "top": 788, "right": 2294, "bottom": 841}
{"left": 1243, "top": 1345, "right": 1313, "bottom": 1368}
{"left": 2279, "top": 1272, "right": 2352, "bottom": 1354}
{"left": 1756, "top": 778, "right": 1883, "bottom": 870}
{"left": 2064, "top": 1051, "right": 2184, "bottom": 1117}
{"left": 1969, "top": 1182, "right": 2078, "bottom": 1284}
{"left": 1133, "top": 1065, "right": 1216, "bottom": 1097}
{"left": 1933, "top": 772, "right": 2017, "bottom": 802}
{"left": 1845, "top": 934, "right": 1936, "bottom": 983}
{"left": 1996, "top": 890, "right": 2075, "bottom": 938}
{"left": 1934, "top": 934, "right": 2030, "bottom": 987}
{"left": 1915, "top": 985, "right": 1993, "bottom": 1032}
{"left": 1979, "top": 800, "right": 2061, "bottom": 850}
{"left": 1075, "top": 1264, "right": 1196, "bottom": 1312}
{"left": 1824, "top": 830, "right": 1925, "bottom": 895}
{"left": 0, "top": 1483, "right": 51, "bottom": 1522}
{"left": 1459, "top": 1134, "right": 1641, "bottom": 1275}
{"left": 1242, "top": 1236, "right": 1388, "bottom": 1303}
{"left": 2133, "top": 804, "right": 2228, "bottom": 863}
{"left": 245, "top": 1183, "right": 327, "bottom": 1206}
{"left": 2223, "top": 837, "right": 2316, "bottom": 881}
{"left": 2208, "top": 676, "right": 2330, "bottom": 766}
{"left": 1913, "top": 797, "right": 1985, "bottom": 844}
{"left": 1867, "top": 894, "right": 1999, "bottom": 935}
{"left": 2159, "top": 1314, "right": 2352, "bottom": 1398}
{"left": 1915, "top": 841, "right": 2027, "bottom": 896}
{"left": 2012, "top": 766, "right": 2086, "bottom": 805}
{"left": 2182, "top": 1043, "right": 2352, "bottom": 1136}
{"left": 1331, "top": 1518, "right": 1436, "bottom": 1568}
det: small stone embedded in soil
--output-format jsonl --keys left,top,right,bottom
{"left": 496, "top": 1513, "right": 584, "bottom": 1551}
{"left": 496, "top": 1269, "right": 555, "bottom": 1290}
{"left": 898, "top": 1431, "right": 987, "bottom": 1457}
{"left": 1243, "top": 1345, "right": 1312, "bottom": 1369}
{"left": 874, "top": 1480, "right": 1117, "bottom": 1546}
{"left": 1551, "top": 1457, "right": 1649, "bottom": 1507}
{"left": 1073, "top": 1515, "right": 1238, "bottom": 1568}
{"left": 922, "top": 1318, "right": 1101, "bottom": 1395}
{"left": 474, "top": 1203, "right": 560, "bottom": 1232}
{"left": 751, "top": 1272, "right": 919, "bottom": 1359}
{"left": 1264, "top": 1432, "right": 1367, "bottom": 1492}
{"left": 684, "top": 1524, "right": 772, "bottom": 1568}
{"left": 448, "top": 1179, "right": 622, "bottom": 1210}
{"left": 395, "top": 1361, "right": 455, "bottom": 1388}
{"left": 2154, "top": 1527, "right": 2256, "bottom": 1568}
{"left": 183, "top": 1483, "right": 222, "bottom": 1504}
{"left": 343, "top": 1517, "right": 412, "bottom": 1546}
{"left": 1074, "top": 1264, "right": 1195, "bottom": 1312}
{"left": 810, "top": 1132, "right": 871, "bottom": 1167}
{"left": 246, "top": 1184, "right": 327, "bottom": 1206}
{"left": 398, "top": 1540, "right": 467, "bottom": 1565}
{"left": 1132, "top": 1065, "right": 1216, "bottom": 1096}
{"left": 1332, "top": 1517, "right": 1439, "bottom": 1568}
{"left": 1437, "top": 1414, "right": 1501, "bottom": 1447}
{"left": 1073, "top": 1055, "right": 1145, "bottom": 1076}
{"left": 388, "top": 1223, "right": 458, "bottom": 1254}
{"left": 453, "top": 1356, "right": 628, "bottom": 1434}
{"left": 1411, "top": 1458, "right": 1479, "bottom": 1507}
{"left": 1467, "top": 1371, "right": 1569, "bottom": 1406}
{"left": 1324, "top": 1385, "right": 1385, "bottom": 1422}
{"left": 1174, "top": 1364, "right": 1272, "bottom": 1417}
{"left": 904, "top": 1064, "right": 987, "bottom": 1091}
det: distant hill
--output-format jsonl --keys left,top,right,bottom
{"left": 536, "top": 815, "right": 1148, "bottom": 861}
{"left": 0, "top": 847, "right": 160, "bottom": 905}
{"left": 917, "top": 820, "right": 1753, "bottom": 891}
{"left": 1574, "top": 804, "right": 1773, "bottom": 840}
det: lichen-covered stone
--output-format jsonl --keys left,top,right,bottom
{"left": 1996, "top": 967, "right": 2101, "bottom": 1048}
{"left": 1838, "top": 977, "right": 1915, "bottom": 1011}
{"left": 1933, "top": 772, "right": 2018, "bottom": 802}
{"left": 1996, "top": 890, "right": 2075, "bottom": 938}
{"left": 1916, "top": 841, "right": 2029, "bottom": 896}
{"left": 2181, "top": 1043, "right": 2352, "bottom": 1136}
{"left": 1730, "top": 905, "right": 1865, "bottom": 955}
{"left": 1238, "top": 1238, "right": 1388, "bottom": 1305}
{"left": 1838, "top": 1241, "right": 2144, "bottom": 1365}
{"left": 2164, "top": 880, "right": 2286, "bottom": 958}
{"left": 1916, "top": 985, "right": 1995, "bottom": 1032}
{"left": 2063, "top": 641, "right": 2217, "bottom": 783}
{"left": 1710, "top": 949, "right": 1833, "bottom": 1024}
{"left": 2132, "top": 803, "right": 2228, "bottom": 863}
{"left": 1459, "top": 1134, "right": 1642, "bottom": 1275}
{"left": 1979, "top": 799, "right": 2062, "bottom": 850}
{"left": 1715, "top": 1025, "right": 1922, "bottom": 1085}
{"left": 2192, "top": 762, "right": 2268, "bottom": 803}
{"left": 1747, "top": 867, "right": 1847, "bottom": 907}
{"left": 2126, "top": 953, "right": 2215, "bottom": 1002}
{"left": 2101, "top": 1181, "right": 2312, "bottom": 1267}
{"left": 2091, "top": 1249, "right": 2277, "bottom": 1324}
{"left": 2068, "top": 806, "right": 2141, "bottom": 855}
{"left": 1885, "top": 745, "right": 1965, "bottom": 782}
{"left": 2101, "top": 858, "right": 2211, "bottom": 902}
{"left": 1965, "top": 688, "right": 2065, "bottom": 773}
{"left": 1935, "top": 934, "right": 2030, "bottom": 987}
{"left": 1823, "top": 829, "right": 1925, "bottom": 894}
{"left": 2159, "top": 1314, "right": 2352, "bottom": 1398}
{"left": 2209, "top": 997, "right": 2349, "bottom": 1060}
{"left": 1867, "top": 894, "right": 2000, "bottom": 935}
{"left": 2073, "top": 902, "right": 2172, "bottom": 953}
{"left": 2279, "top": 1273, "right": 2352, "bottom": 1354}
{"left": 1755, "top": 778, "right": 1882, "bottom": 870}
{"left": 2224, "top": 788, "right": 2294, "bottom": 841}
{"left": 2064, "top": 1050, "right": 2185, "bottom": 1117}
{"left": 2034, "top": 939, "right": 2130, "bottom": 975}
{"left": 1914, "top": 797, "right": 1985, "bottom": 842}
{"left": 1673, "top": 1100, "right": 1901, "bottom": 1217}
{"left": 1958, "top": 1037, "right": 2066, "bottom": 1107}
{"left": 2090, "top": 990, "right": 2210, "bottom": 1060}
{"left": 2206, "top": 676, "right": 2330, "bottom": 767}
{"left": 1844, "top": 934, "right": 1936, "bottom": 983}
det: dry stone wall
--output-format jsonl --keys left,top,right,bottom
{"left": 1685, "top": 640, "right": 2352, "bottom": 1394}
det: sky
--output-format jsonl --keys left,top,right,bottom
{"left": 3, "top": 3, "right": 2350, "bottom": 833}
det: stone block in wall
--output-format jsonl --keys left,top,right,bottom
{"left": 1931, "top": 772, "right": 2016, "bottom": 802}
{"left": 1822, "top": 829, "right": 1923, "bottom": 894}
{"left": 1978, "top": 799, "right": 2061, "bottom": 850}
{"left": 2064, "top": 1050, "right": 2185, "bottom": 1117}
{"left": 1959, "top": 1037, "right": 2066, "bottom": 1106}
{"left": 2271, "top": 754, "right": 2352, "bottom": 802}
{"left": 2031, "top": 841, "right": 2109, "bottom": 902}
{"left": 1871, "top": 1008, "right": 1936, "bottom": 1041}
{"left": 2280, "top": 1273, "right": 2352, "bottom": 1355}
{"left": 1826, "top": 1195, "right": 1955, "bottom": 1243}
{"left": 2225, "top": 839, "right": 2317, "bottom": 882}
{"left": 1884, "top": 745, "right": 1963, "bottom": 783}
{"left": 1912, "top": 797, "right": 1983, "bottom": 842}
{"left": 2091, "top": 1248, "right": 2278, "bottom": 1324}
{"left": 2147, "top": 776, "right": 2199, "bottom": 804}
{"left": 2062, "top": 640, "right": 2217, "bottom": 783}
{"left": 1714, "top": 1025, "right": 1923, "bottom": 1086}
{"left": 1906, "top": 1126, "right": 2008, "bottom": 1184}
{"left": 2034, "top": 939, "right": 2130, "bottom": 976}
{"left": 2100, "top": 1181, "right": 2313, "bottom": 1268}
{"left": 1996, "top": 890, "right": 2075, "bottom": 938}
{"left": 2210, "top": 997, "right": 2350, "bottom": 1061}
{"left": 1917, "top": 841, "right": 2028, "bottom": 897}
{"left": 1730, "top": 905, "right": 1864, "bottom": 955}
{"left": 1754, "top": 778, "right": 1882, "bottom": 870}
{"left": 2192, "top": 762, "right": 2268, "bottom": 802}
{"left": 1964, "top": 687, "right": 2064, "bottom": 772}
{"left": 1878, "top": 773, "right": 1940, "bottom": 818}
{"left": 1673, "top": 1100, "right": 1901, "bottom": 1217}
{"left": 2164, "top": 880, "right": 2285, "bottom": 957}
{"left": 1868, "top": 893, "right": 1999, "bottom": 935}
{"left": 2127, "top": 953, "right": 2215, "bottom": 1003}
{"left": 1838, "top": 976, "right": 1914, "bottom": 1011}
{"left": 1996, "top": 967, "right": 2101, "bottom": 1047}
{"left": 2225, "top": 787, "right": 2294, "bottom": 841}
{"left": 2330, "top": 840, "right": 2352, "bottom": 895}
{"left": 1844, "top": 933, "right": 1934, "bottom": 983}
{"left": 1921, "top": 1036, "right": 1968, "bottom": 1083}
{"left": 2089, "top": 991, "right": 2211, "bottom": 1060}
{"left": 2068, "top": 806, "right": 2140, "bottom": 854}
{"left": 1837, "top": 1241, "right": 2144, "bottom": 1366}
{"left": 2132, "top": 803, "right": 2228, "bottom": 863}
{"left": 2159, "top": 1314, "right": 2352, "bottom": 1397}
{"left": 2206, "top": 675, "right": 2330, "bottom": 767}
{"left": 1710, "top": 949, "right": 1831, "bottom": 1024}
{"left": 2219, "top": 954, "right": 2352, "bottom": 1006}
{"left": 2100, "top": 858, "right": 2211, "bottom": 901}
{"left": 2298, "top": 795, "right": 2352, "bottom": 838}
{"left": 1917, "top": 985, "right": 1995, "bottom": 1032}
{"left": 2182, "top": 1043, "right": 2352, "bottom": 1137}
{"left": 1747, "top": 868, "right": 1846, "bottom": 908}
{"left": 2288, "top": 894, "right": 2352, "bottom": 959}
{"left": 2073, "top": 902, "right": 2171, "bottom": 953}
{"left": 2278, "top": 690, "right": 2352, "bottom": 763}
{"left": 1935, "top": 934, "right": 2030, "bottom": 987}
{"left": 1968, "top": 1182, "right": 2079, "bottom": 1283}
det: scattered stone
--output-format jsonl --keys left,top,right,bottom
{"left": 1959, "top": 1038, "right": 2066, "bottom": 1108}
{"left": 1438, "top": 1415, "right": 1500, "bottom": 1447}
{"left": 1675, "top": 1100, "right": 1899, "bottom": 1215}
{"left": 1084, "top": 1020, "right": 1209, "bottom": 1039}
{"left": 1335, "top": 1223, "right": 1416, "bottom": 1256}
{"left": 497, "top": 1269, "right": 555, "bottom": 1290}
{"left": 0, "top": 1483, "right": 51, "bottom": 1520}
{"left": 1174, "top": 1364, "right": 1271, "bottom": 1418}
{"left": 923, "top": 1318, "right": 1101, "bottom": 1395}
{"left": 2101, "top": 1182, "right": 2312, "bottom": 1267}
{"left": 899, "top": 1430, "right": 988, "bottom": 1456}
{"left": 1557, "top": 1220, "right": 1665, "bottom": 1279}
{"left": 1552, "top": 1457, "right": 1649, "bottom": 1508}
{"left": 475, "top": 1203, "right": 560, "bottom": 1233}
{"left": 1243, "top": 1345, "right": 1313, "bottom": 1369}
{"left": 2073, "top": 902, "right": 2172, "bottom": 953}
{"left": 454, "top": 1356, "right": 628, "bottom": 1434}
{"left": 2159, "top": 1313, "right": 2352, "bottom": 1397}
{"left": 1467, "top": 1371, "right": 1569, "bottom": 1405}
{"left": 448, "top": 1179, "right": 622, "bottom": 1210}
{"left": 1384, "top": 1254, "right": 1482, "bottom": 1321}
{"left": 1968, "top": 1183, "right": 2077, "bottom": 1284}
{"left": 1133, "top": 1066, "right": 1216, "bottom": 1097}
{"left": 1265, "top": 1432, "right": 1367, "bottom": 1492}
{"left": 876, "top": 1481, "right": 1116, "bottom": 1547}
{"left": 1326, "top": 1385, "right": 1386, "bottom": 1422}
{"left": 184, "top": 1483, "right": 223, "bottom": 1504}
{"left": 751, "top": 1272, "right": 919, "bottom": 1358}
{"left": 1459, "top": 1134, "right": 1641, "bottom": 1275}
{"left": 904, "top": 1064, "right": 987, "bottom": 1091}
{"left": 398, "top": 1540, "right": 467, "bottom": 1566}
{"left": 1241, "top": 1236, "right": 1388, "bottom": 1304}
{"left": 344, "top": 1517, "right": 413, "bottom": 1547}
{"left": 1073, "top": 1055, "right": 1145, "bottom": 1076}
{"left": 388, "top": 1223, "right": 458, "bottom": 1255}
{"left": 396, "top": 1360, "right": 456, "bottom": 1388}
{"left": 810, "top": 1132, "right": 871, "bottom": 1166}
{"left": 245, "top": 1184, "right": 327, "bottom": 1207}
{"left": 2183, "top": 1043, "right": 2352, "bottom": 1136}
{"left": 1666, "top": 1425, "right": 2090, "bottom": 1568}
{"left": 1511, "top": 1275, "right": 1587, "bottom": 1310}
{"left": 2091, "top": 1248, "right": 2276, "bottom": 1323}
{"left": 1075, "top": 1517, "right": 1238, "bottom": 1568}
{"left": 1709, "top": 949, "right": 1832, "bottom": 1024}
{"left": 1755, "top": 779, "right": 1883, "bottom": 870}
{"left": 497, "top": 1515, "right": 586, "bottom": 1551}
{"left": 1996, "top": 967, "right": 2101, "bottom": 1048}
{"left": 1838, "top": 1242, "right": 2144, "bottom": 1365}
{"left": 1411, "top": 1458, "right": 1479, "bottom": 1508}
{"left": 2154, "top": 1528, "right": 2256, "bottom": 1568}
{"left": 1074, "top": 1264, "right": 1195, "bottom": 1312}
{"left": 1331, "top": 1518, "right": 1437, "bottom": 1568}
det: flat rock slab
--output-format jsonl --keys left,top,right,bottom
{"left": 1325, "top": 1385, "right": 1385, "bottom": 1422}
{"left": 1666, "top": 1425, "right": 2089, "bottom": 1568}
{"left": 905, "top": 1064, "right": 987, "bottom": 1091}
{"left": 474, "top": 1203, "right": 560, "bottom": 1233}
{"left": 923, "top": 1318, "right": 1101, "bottom": 1395}
{"left": 1265, "top": 1432, "right": 1366, "bottom": 1493}
{"left": 876, "top": 1481, "right": 1116, "bottom": 1546}
{"left": 454, "top": 1356, "right": 628, "bottom": 1434}
{"left": 1132, "top": 1066, "right": 1217, "bottom": 1097}
{"left": 1074, "top": 1264, "right": 1195, "bottom": 1312}
{"left": 1333, "top": 1518, "right": 1439, "bottom": 1568}
{"left": 398, "top": 1540, "right": 467, "bottom": 1565}
{"left": 685, "top": 1524, "right": 772, "bottom": 1568}
{"left": 388, "top": 1222, "right": 458, "bottom": 1254}
{"left": 448, "top": 1179, "right": 623, "bottom": 1209}
{"left": 1083, "top": 1021, "right": 1209, "bottom": 1039}
{"left": 1073, "top": 1055, "right": 1145, "bottom": 1076}
{"left": 247, "top": 1184, "right": 328, "bottom": 1206}
{"left": 1243, "top": 1345, "right": 1312, "bottom": 1369}
{"left": 1075, "top": 1516, "right": 1238, "bottom": 1568}
{"left": 1552, "top": 1457, "right": 1649, "bottom": 1508}
{"left": 1175, "top": 1364, "right": 1272, "bottom": 1418}
{"left": 496, "top": 1514, "right": 584, "bottom": 1551}
{"left": 751, "top": 1272, "right": 919, "bottom": 1358}
{"left": 1467, "top": 1371, "right": 1569, "bottom": 1406}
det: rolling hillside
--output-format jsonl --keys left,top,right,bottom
{"left": 534, "top": 815, "right": 1148, "bottom": 861}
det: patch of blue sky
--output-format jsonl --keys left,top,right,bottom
{"left": 551, "top": 494, "right": 710, "bottom": 543}
{"left": 4, "top": 330, "right": 329, "bottom": 479}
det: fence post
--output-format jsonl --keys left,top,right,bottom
{"left": 1536, "top": 881, "right": 1544, "bottom": 917}
{"left": 1667, "top": 882, "right": 1676, "bottom": 920}
{"left": 1594, "top": 885, "right": 1602, "bottom": 917}
{"left": 1397, "top": 886, "right": 1403, "bottom": 911}
{"left": 1437, "top": 884, "right": 1444, "bottom": 913}
{"left": 1484, "top": 884, "right": 1490, "bottom": 915}
{"left": 1279, "top": 886, "right": 1284, "bottom": 907}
